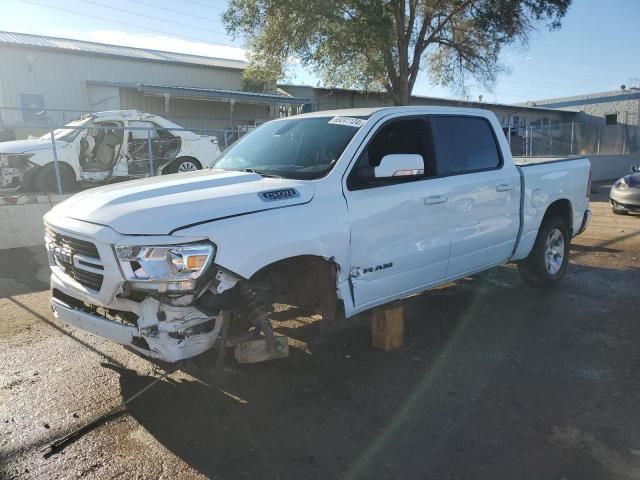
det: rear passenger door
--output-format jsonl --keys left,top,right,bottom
{"left": 430, "top": 115, "right": 520, "bottom": 277}
{"left": 126, "top": 121, "right": 181, "bottom": 175}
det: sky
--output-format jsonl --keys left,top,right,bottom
{"left": 0, "top": 0, "right": 638, "bottom": 105}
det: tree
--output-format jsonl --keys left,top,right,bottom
{"left": 223, "top": 0, "right": 571, "bottom": 105}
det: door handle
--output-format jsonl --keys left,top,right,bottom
{"left": 496, "top": 184, "right": 513, "bottom": 192}
{"left": 424, "top": 195, "right": 448, "bottom": 205}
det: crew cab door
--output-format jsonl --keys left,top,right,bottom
{"left": 345, "top": 116, "right": 451, "bottom": 310}
{"left": 430, "top": 115, "right": 520, "bottom": 277}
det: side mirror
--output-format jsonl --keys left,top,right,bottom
{"left": 631, "top": 165, "right": 639, "bottom": 173}
{"left": 374, "top": 154, "right": 424, "bottom": 178}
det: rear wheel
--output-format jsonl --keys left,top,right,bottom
{"left": 34, "top": 163, "right": 77, "bottom": 193}
{"left": 518, "top": 215, "right": 570, "bottom": 288}
{"left": 168, "top": 157, "right": 201, "bottom": 174}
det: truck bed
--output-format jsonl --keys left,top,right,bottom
{"left": 511, "top": 155, "right": 591, "bottom": 261}
{"left": 513, "top": 155, "right": 588, "bottom": 166}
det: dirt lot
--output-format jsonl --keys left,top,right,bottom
{"left": 1, "top": 183, "right": 639, "bottom": 479}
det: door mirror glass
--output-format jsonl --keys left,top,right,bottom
{"left": 374, "top": 154, "right": 424, "bottom": 178}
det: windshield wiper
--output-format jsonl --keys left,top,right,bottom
{"left": 237, "top": 168, "right": 282, "bottom": 178}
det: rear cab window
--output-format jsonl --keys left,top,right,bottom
{"left": 430, "top": 116, "right": 502, "bottom": 176}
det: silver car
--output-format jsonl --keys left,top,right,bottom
{"left": 610, "top": 166, "right": 640, "bottom": 215}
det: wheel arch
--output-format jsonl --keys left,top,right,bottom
{"left": 247, "top": 254, "right": 346, "bottom": 319}
{"left": 249, "top": 254, "right": 340, "bottom": 290}
{"left": 40, "top": 160, "right": 80, "bottom": 184}
{"left": 512, "top": 197, "right": 574, "bottom": 261}
{"left": 44, "top": 160, "right": 79, "bottom": 179}
{"left": 542, "top": 198, "right": 573, "bottom": 235}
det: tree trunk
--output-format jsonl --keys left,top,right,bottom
{"left": 394, "top": 76, "right": 411, "bottom": 106}
{"left": 391, "top": 0, "right": 412, "bottom": 106}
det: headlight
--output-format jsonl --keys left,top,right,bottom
{"left": 615, "top": 178, "right": 628, "bottom": 190}
{"left": 115, "top": 243, "right": 215, "bottom": 292}
{"left": 0, "top": 153, "right": 35, "bottom": 168}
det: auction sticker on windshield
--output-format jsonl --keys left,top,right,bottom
{"left": 328, "top": 116, "right": 367, "bottom": 128}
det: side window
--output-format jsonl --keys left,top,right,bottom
{"left": 348, "top": 118, "right": 435, "bottom": 189}
{"left": 431, "top": 116, "right": 501, "bottom": 176}
{"left": 155, "top": 123, "right": 177, "bottom": 140}
{"left": 605, "top": 113, "right": 617, "bottom": 125}
{"left": 128, "top": 120, "right": 157, "bottom": 139}
{"left": 129, "top": 121, "right": 177, "bottom": 140}
{"left": 21, "top": 94, "right": 46, "bottom": 124}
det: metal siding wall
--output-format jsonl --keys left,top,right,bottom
{"left": 0, "top": 60, "right": 5, "bottom": 122}
{"left": 0, "top": 45, "right": 245, "bottom": 117}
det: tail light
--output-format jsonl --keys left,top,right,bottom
{"left": 586, "top": 167, "right": 592, "bottom": 198}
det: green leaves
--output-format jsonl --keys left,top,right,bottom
{"left": 223, "top": 0, "right": 571, "bottom": 105}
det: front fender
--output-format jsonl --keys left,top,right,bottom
{"left": 23, "top": 149, "right": 53, "bottom": 168}
{"left": 174, "top": 198, "right": 351, "bottom": 283}
{"left": 30, "top": 146, "right": 81, "bottom": 179}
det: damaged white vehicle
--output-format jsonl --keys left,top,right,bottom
{"left": 0, "top": 110, "right": 220, "bottom": 192}
{"left": 44, "top": 107, "right": 591, "bottom": 363}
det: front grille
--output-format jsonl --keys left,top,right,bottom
{"left": 611, "top": 199, "right": 640, "bottom": 211}
{"left": 46, "top": 229, "right": 100, "bottom": 258}
{"left": 64, "top": 266, "right": 104, "bottom": 290}
{"left": 46, "top": 228, "right": 104, "bottom": 290}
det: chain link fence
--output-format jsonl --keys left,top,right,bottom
{"left": 0, "top": 105, "right": 263, "bottom": 146}
{"left": 2, "top": 111, "right": 639, "bottom": 196}
{"left": 508, "top": 122, "right": 640, "bottom": 157}
{"left": 0, "top": 120, "right": 258, "bottom": 195}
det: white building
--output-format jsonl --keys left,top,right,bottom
{"left": 0, "top": 31, "right": 309, "bottom": 135}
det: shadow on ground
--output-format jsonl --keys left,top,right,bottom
{"left": 110, "top": 263, "right": 640, "bottom": 479}
{"left": 0, "top": 247, "right": 49, "bottom": 298}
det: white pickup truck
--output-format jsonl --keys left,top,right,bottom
{"left": 44, "top": 107, "right": 592, "bottom": 363}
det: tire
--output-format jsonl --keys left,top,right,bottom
{"left": 612, "top": 208, "right": 628, "bottom": 215}
{"left": 34, "top": 163, "right": 77, "bottom": 193}
{"left": 168, "top": 157, "right": 201, "bottom": 174}
{"left": 518, "top": 215, "right": 570, "bottom": 288}
{"left": 19, "top": 166, "right": 39, "bottom": 192}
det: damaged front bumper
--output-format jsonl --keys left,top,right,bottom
{"left": 0, "top": 153, "right": 36, "bottom": 189}
{"left": 51, "top": 278, "right": 224, "bottom": 363}
{"left": 45, "top": 221, "right": 234, "bottom": 363}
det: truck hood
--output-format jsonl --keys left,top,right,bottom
{"left": 0, "top": 138, "right": 60, "bottom": 154}
{"left": 48, "top": 169, "right": 315, "bottom": 235}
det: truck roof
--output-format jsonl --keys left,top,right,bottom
{"left": 91, "top": 110, "right": 143, "bottom": 118}
{"left": 293, "top": 105, "right": 499, "bottom": 119}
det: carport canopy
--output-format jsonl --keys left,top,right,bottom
{"left": 88, "top": 80, "right": 310, "bottom": 106}
{"left": 137, "top": 83, "right": 310, "bottom": 106}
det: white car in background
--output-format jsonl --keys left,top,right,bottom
{"left": 0, "top": 110, "right": 221, "bottom": 192}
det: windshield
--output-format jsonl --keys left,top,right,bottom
{"left": 40, "top": 117, "right": 93, "bottom": 142}
{"left": 214, "top": 116, "right": 366, "bottom": 179}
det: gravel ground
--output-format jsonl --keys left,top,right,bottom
{"left": 1, "top": 182, "right": 639, "bottom": 480}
